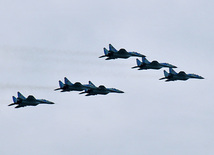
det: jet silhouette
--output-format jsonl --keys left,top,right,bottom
{"left": 99, "top": 44, "right": 145, "bottom": 60}
{"left": 132, "top": 57, "right": 177, "bottom": 70}
{"left": 79, "top": 81, "right": 124, "bottom": 96}
{"left": 9, "top": 92, "right": 54, "bottom": 108}
{"left": 159, "top": 68, "right": 204, "bottom": 82}
{"left": 54, "top": 77, "right": 91, "bottom": 92}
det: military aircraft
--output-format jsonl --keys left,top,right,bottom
{"left": 79, "top": 81, "right": 124, "bottom": 96}
{"left": 159, "top": 68, "right": 204, "bottom": 82}
{"left": 132, "top": 57, "right": 177, "bottom": 70}
{"left": 54, "top": 77, "right": 91, "bottom": 92}
{"left": 99, "top": 44, "right": 145, "bottom": 60}
{"left": 8, "top": 92, "right": 54, "bottom": 108}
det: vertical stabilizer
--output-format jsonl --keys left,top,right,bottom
{"left": 104, "top": 48, "right": 109, "bottom": 55}
{"left": 164, "top": 70, "right": 169, "bottom": 77}
{"left": 17, "top": 92, "right": 26, "bottom": 100}
{"left": 64, "top": 77, "right": 73, "bottom": 85}
{"left": 142, "top": 57, "right": 150, "bottom": 64}
{"left": 109, "top": 44, "right": 118, "bottom": 52}
{"left": 59, "top": 81, "right": 64, "bottom": 88}
{"left": 12, "top": 96, "right": 18, "bottom": 103}
{"left": 136, "top": 59, "right": 142, "bottom": 66}
{"left": 89, "top": 81, "right": 96, "bottom": 87}
{"left": 169, "top": 68, "right": 177, "bottom": 74}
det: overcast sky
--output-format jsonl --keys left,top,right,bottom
{"left": 0, "top": 0, "right": 213, "bottom": 155}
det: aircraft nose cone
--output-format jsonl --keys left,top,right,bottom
{"left": 47, "top": 101, "right": 55, "bottom": 104}
{"left": 118, "top": 90, "right": 124, "bottom": 93}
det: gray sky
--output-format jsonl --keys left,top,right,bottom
{"left": 0, "top": 0, "right": 213, "bottom": 155}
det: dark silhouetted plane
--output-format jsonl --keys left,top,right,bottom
{"left": 99, "top": 44, "right": 145, "bottom": 60}
{"left": 54, "top": 77, "right": 91, "bottom": 92}
{"left": 132, "top": 57, "right": 177, "bottom": 70}
{"left": 79, "top": 81, "right": 124, "bottom": 96}
{"left": 159, "top": 68, "right": 204, "bottom": 82}
{"left": 9, "top": 92, "right": 54, "bottom": 108}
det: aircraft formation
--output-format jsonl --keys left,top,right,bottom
{"left": 54, "top": 77, "right": 124, "bottom": 96}
{"left": 9, "top": 44, "right": 204, "bottom": 108}
{"left": 100, "top": 44, "right": 204, "bottom": 81}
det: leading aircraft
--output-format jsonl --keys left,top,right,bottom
{"left": 132, "top": 57, "right": 177, "bottom": 70}
{"left": 99, "top": 44, "right": 145, "bottom": 60}
{"left": 79, "top": 81, "right": 124, "bottom": 96}
{"left": 8, "top": 92, "right": 54, "bottom": 108}
{"left": 159, "top": 68, "right": 204, "bottom": 82}
{"left": 54, "top": 77, "right": 91, "bottom": 92}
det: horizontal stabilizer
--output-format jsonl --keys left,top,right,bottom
{"left": 159, "top": 77, "right": 166, "bottom": 80}
{"left": 64, "top": 77, "right": 73, "bottom": 85}
{"left": 54, "top": 88, "right": 61, "bottom": 91}
{"left": 15, "top": 105, "right": 23, "bottom": 108}
{"left": 109, "top": 44, "right": 118, "bottom": 52}
{"left": 8, "top": 103, "right": 17, "bottom": 106}
{"left": 106, "top": 57, "right": 114, "bottom": 60}
{"left": 85, "top": 94, "right": 93, "bottom": 96}
{"left": 99, "top": 55, "right": 106, "bottom": 58}
{"left": 131, "top": 66, "right": 138, "bottom": 69}
{"left": 79, "top": 91, "right": 86, "bottom": 94}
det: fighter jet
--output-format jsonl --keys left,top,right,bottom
{"left": 99, "top": 44, "right": 145, "bottom": 60}
{"left": 8, "top": 92, "right": 54, "bottom": 108}
{"left": 79, "top": 81, "right": 124, "bottom": 96}
{"left": 54, "top": 77, "right": 91, "bottom": 92}
{"left": 159, "top": 68, "right": 204, "bottom": 82}
{"left": 132, "top": 57, "right": 177, "bottom": 70}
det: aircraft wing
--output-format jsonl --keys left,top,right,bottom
{"left": 160, "top": 63, "right": 177, "bottom": 68}
{"left": 129, "top": 52, "right": 145, "bottom": 57}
